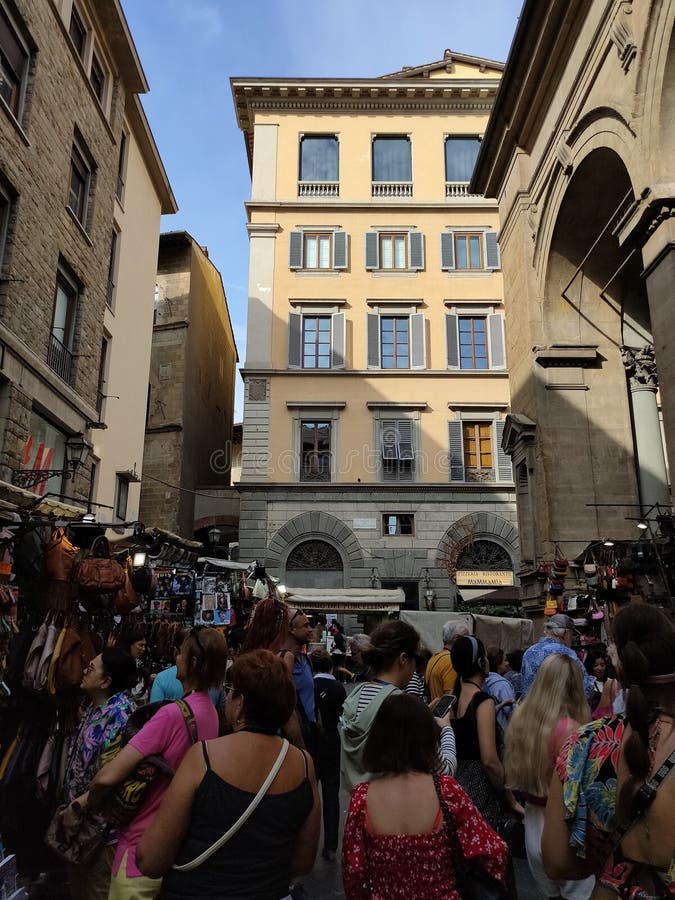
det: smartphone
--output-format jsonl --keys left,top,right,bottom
{"left": 433, "top": 694, "right": 457, "bottom": 718}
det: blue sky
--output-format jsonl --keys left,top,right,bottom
{"left": 120, "top": 0, "right": 523, "bottom": 419}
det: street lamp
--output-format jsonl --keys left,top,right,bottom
{"left": 12, "top": 432, "right": 92, "bottom": 490}
{"left": 208, "top": 526, "right": 222, "bottom": 547}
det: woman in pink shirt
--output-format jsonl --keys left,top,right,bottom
{"left": 86, "top": 627, "right": 228, "bottom": 899}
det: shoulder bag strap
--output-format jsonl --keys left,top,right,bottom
{"left": 610, "top": 746, "right": 675, "bottom": 848}
{"left": 175, "top": 699, "right": 199, "bottom": 745}
{"left": 173, "top": 738, "right": 290, "bottom": 872}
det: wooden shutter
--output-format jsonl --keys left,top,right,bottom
{"left": 365, "top": 232, "right": 378, "bottom": 269}
{"left": 367, "top": 313, "right": 380, "bottom": 368}
{"left": 488, "top": 313, "right": 506, "bottom": 370}
{"left": 288, "top": 313, "right": 302, "bottom": 368}
{"left": 410, "top": 313, "right": 426, "bottom": 369}
{"left": 446, "top": 314, "right": 459, "bottom": 369}
{"left": 409, "top": 232, "right": 425, "bottom": 270}
{"left": 440, "top": 232, "right": 455, "bottom": 270}
{"left": 397, "top": 419, "right": 414, "bottom": 460}
{"left": 448, "top": 421, "right": 465, "bottom": 482}
{"left": 485, "top": 231, "right": 500, "bottom": 269}
{"left": 333, "top": 232, "right": 348, "bottom": 269}
{"left": 380, "top": 420, "right": 398, "bottom": 459}
{"left": 495, "top": 420, "right": 513, "bottom": 482}
{"left": 331, "top": 312, "right": 345, "bottom": 369}
{"left": 289, "top": 231, "right": 303, "bottom": 269}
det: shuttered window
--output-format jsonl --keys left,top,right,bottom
{"left": 365, "top": 230, "right": 424, "bottom": 271}
{"left": 368, "top": 313, "right": 426, "bottom": 370}
{"left": 447, "top": 419, "right": 513, "bottom": 483}
{"left": 289, "top": 230, "right": 348, "bottom": 270}
{"left": 288, "top": 312, "right": 345, "bottom": 369}
{"left": 381, "top": 419, "right": 415, "bottom": 482}
{"left": 440, "top": 230, "right": 501, "bottom": 271}
{"left": 446, "top": 313, "right": 505, "bottom": 370}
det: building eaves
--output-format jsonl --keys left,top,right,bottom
{"left": 381, "top": 48, "right": 504, "bottom": 79}
{"left": 230, "top": 75, "right": 501, "bottom": 174}
{"left": 91, "top": 0, "right": 149, "bottom": 94}
{"left": 471, "top": 0, "right": 593, "bottom": 198}
{"left": 127, "top": 95, "right": 178, "bottom": 215}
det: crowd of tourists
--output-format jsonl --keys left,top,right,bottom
{"left": 40, "top": 600, "right": 674, "bottom": 899}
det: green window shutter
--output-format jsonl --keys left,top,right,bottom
{"left": 409, "top": 232, "right": 425, "bottom": 270}
{"left": 289, "top": 231, "right": 303, "bottom": 269}
{"left": 365, "top": 232, "right": 378, "bottom": 269}
{"left": 495, "top": 420, "right": 513, "bottom": 482}
{"left": 448, "top": 421, "right": 465, "bottom": 482}
{"left": 485, "top": 231, "right": 500, "bottom": 270}
{"left": 488, "top": 313, "right": 506, "bottom": 370}
{"left": 367, "top": 312, "right": 380, "bottom": 368}
{"left": 288, "top": 313, "right": 302, "bottom": 368}
{"left": 440, "top": 232, "right": 455, "bottom": 270}
{"left": 380, "top": 419, "right": 398, "bottom": 459}
{"left": 410, "top": 313, "right": 426, "bottom": 369}
{"left": 333, "top": 231, "right": 348, "bottom": 269}
{"left": 331, "top": 312, "right": 345, "bottom": 369}
{"left": 396, "top": 419, "right": 414, "bottom": 460}
{"left": 446, "top": 313, "right": 459, "bottom": 369}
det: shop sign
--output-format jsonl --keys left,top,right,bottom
{"left": 456, "top": 570, "right": 514, "bottom": 587}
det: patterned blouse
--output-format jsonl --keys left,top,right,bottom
{"left": 554, "top": 715, "right": 674, "bottom": 899}
{"left": 342, "top": 776, "right": 508, "bottom": 900}
{"left": 64, "top": 690, "right": 135, "bottom": 801}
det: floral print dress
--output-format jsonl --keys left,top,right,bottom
{"left": 342, "top": 776, "right": 509, "bottom": 900}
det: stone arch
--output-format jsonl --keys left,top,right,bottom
{"left": 435, "top": 512, "right": 519, "bottom": 575}
{"left": 635, "top": 1, "right": 675, "bottom": 181}
{"left": 265, "top": 511, "right": 364, "bottom": 582}
{"left": 534, "top": 117, "right": 639, "bottom": 287}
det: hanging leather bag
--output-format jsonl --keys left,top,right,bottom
{"left": 76, "top": 537, "right": 126, "bottom": 593}
{"left": 45, "top": 528, "right": 78, "bottom": 583}
{"left": 114, "top": 556, "right": 140, "bottom": 614}
{"left": 55, "top": 624, "right": 95, "bottom": 691}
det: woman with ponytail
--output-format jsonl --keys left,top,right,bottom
{"left": 542, "top": 604, "right": 675, "bottom": 899}
{"left": 448, "top": 635, "right": 505, "bottom": 828}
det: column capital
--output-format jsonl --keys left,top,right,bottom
{"left": 621, "top": 345, "right": 658, "bottom": 391}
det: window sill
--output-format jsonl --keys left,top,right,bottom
{"left": 0, "top": 95, "right": 30, "bottom": 147}
{"left": 443, "top": 271, "right": 498, "bottom": 277}
{"left": 292, "top": 270, "right": 341, "bottom": 277}
{"left": 370, "top": 271, "right": 419, "bottom": 277}
{"left": 65, "top": 206, "right": 94, "bottom": 247}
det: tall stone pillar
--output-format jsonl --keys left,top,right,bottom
{"left": 621, "top": 345, "right": 669, "bottom": 509}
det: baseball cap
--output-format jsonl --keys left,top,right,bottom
{"left": 546, "top": 613, "right": 579, "bottom": 632}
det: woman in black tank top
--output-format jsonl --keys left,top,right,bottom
{"left": 136, "top": 650, "right": 321, "bottom": 899}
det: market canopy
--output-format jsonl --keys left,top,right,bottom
{"left": 285, "top": 587, "right": 404, "bottom": 613}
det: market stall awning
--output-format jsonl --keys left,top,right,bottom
{"left": 467, "top": 586, "right": 521, "bottom": 604}
{"left": 0, "top": 478, "right": 86, "bottom": 519}
{"left": 285, "top": 587, "right": 404, "bottom": 613}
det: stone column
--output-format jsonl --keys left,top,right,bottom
{"left": 621, "top": 345, "right": 670, "bottom": 509}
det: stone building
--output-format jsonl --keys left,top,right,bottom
{"left": 231, "top": 52, "right": 520, "bottom": 611}
{"left": 0, "top": 0, "right": 175, "bottom": 515}
{"left": 472, "top": 0, "right": 674, "bottom": 607}
{"left": 138, "top": 232, "right": 239, "bottom": 541}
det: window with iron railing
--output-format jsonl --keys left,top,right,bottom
{"left": 300, "top": 421, "right": 332, "bottom": 482}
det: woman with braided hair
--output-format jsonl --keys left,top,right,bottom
{"left": 542, "top": 604, "right": 675, "bottom": 899}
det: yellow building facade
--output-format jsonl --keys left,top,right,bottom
{"left": 232, "top": 51, "right": 519, "bottom": 609}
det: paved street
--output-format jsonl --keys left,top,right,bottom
{"left": 300, "top": 791, "right": 541, "bottom": 900}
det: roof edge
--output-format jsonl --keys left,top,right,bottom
{"left": 127, "top": 95, "right": 178, "bottom": 215}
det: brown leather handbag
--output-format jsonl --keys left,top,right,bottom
{"left": 45, "top": 528, "right": 78, "bottom": 582}
{"left": 114, "top": 556, "right": 139, "bottom": 614}
{"left": 76, "top": 537, "right": 125, "bottom": 593}
{"left": 55, "top": 624, "right": 96, "bottom": 691}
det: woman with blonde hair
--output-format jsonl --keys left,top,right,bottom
{"left": 504, "top": 653, "right": 594, "bottom": 900}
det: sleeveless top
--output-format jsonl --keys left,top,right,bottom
{"left": 159, "top": 741, "right": 313, "bottom": 900}
{"left": 450, "top": 690, "right": 492, "bottom": 760}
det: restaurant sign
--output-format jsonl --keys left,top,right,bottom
{"left": 456, "top": 570, "right": 514, "bottom": 587}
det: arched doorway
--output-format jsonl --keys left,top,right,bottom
{"left": 285, "top": 539, "right": 344, "bottom": 589}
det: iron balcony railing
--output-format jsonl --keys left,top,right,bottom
{"left": 47, "top": 333, "right": 73, "bottom": 384}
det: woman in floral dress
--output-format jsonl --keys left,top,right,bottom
{"left": 342, "top": 693, "right": 508, "bottom": 900}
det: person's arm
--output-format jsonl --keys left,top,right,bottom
{"left": 282, "top": 710, "right": 307, "bottom": 750}
{"left": 476, "top": 698, "right": 504, "bottom": 792}
{"left": 542, "top": 769, "right": 595, "bottom": 881}
{"left": 136, "top": 743, "right": 203, "bottom": 878}
{"left": 289, "top": 753, "right": 321, "bottom": 878}
{"left": 342, "top": 784, "right": 372, "bottom": 900}
{"left": 86, "top": 743, "right": 143, "bottom": 809}
{"left": 149, "top": 673, "right": 166, "bottom": 703}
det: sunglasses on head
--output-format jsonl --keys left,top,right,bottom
{"left": 288, "top": 609, "right": 305, "bottom": 626}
